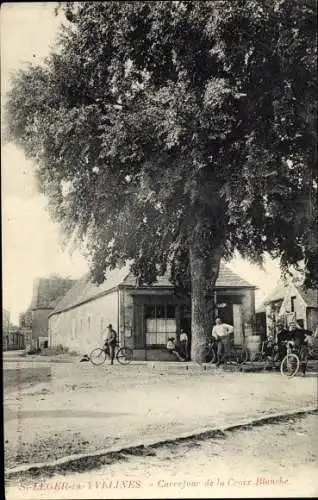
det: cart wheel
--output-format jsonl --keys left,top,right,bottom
{"left": 280, "top": 354, "right": 300, "bottom": 378}
{"left": 116, "top": 347, "right": 133, "bottom": 365}
{"left": 89, "top": 348, "right": 106, "bottom": 366}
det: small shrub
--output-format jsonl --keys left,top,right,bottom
{"left": 25, "top": 346, "right": 41, "bottom": 355}
{"left": 56, "top": 344, "right": 69, "bottom": 353}
{"left": 39, "top": 345, "right": 70, "bottom": 356}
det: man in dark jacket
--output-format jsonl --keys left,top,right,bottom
{"left": 288, "top": 322, "right": 313, "bottom": 375}
{"left": 276, "top": 323, "right": 291, "bottom": 360}
{"left": 104, "top": 324, "right": 117, "bottom": 365}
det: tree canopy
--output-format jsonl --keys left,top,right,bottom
{"left": 5, "top": 1, "right": 317, "bottom": 360}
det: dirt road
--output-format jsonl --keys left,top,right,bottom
{"left": 6, "top": 412, "right": 318, "bottom": 498}
{"left": 4, "top": 359, "right": 318, "bottom": 488}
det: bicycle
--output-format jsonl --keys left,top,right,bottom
{"left": 206, "top": 337, "right": 245, "bottom": 365}
{"left": 243, "top": 339, "right": 277, "bottom": 363}
{"left": 280, "top": 340, "right": 300, "bottom": 378}
{"left": 204, "top": 338, "right": 217, "bottom": 363}
{"left": 89, "top": 343, "right": 133, "bottom": 366}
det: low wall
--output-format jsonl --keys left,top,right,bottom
{"left": 132, "top": 349, "right": 180, "bottom": 362}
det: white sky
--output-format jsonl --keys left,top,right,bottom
{"left": 1, "top": 2, "right": 281, "bottom": 324}
{"left": 1, "top": 3, "right": 88, "bottom": 324}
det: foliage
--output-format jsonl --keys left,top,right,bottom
{"left": 5, "top": 0, "right": 317, "bottom": 293}
{"left": 39, "top": 345, "right": 79, "bottom": 356}
{"left": 19, "top": 308, "right": 32, "bottom": 329}
{"left": 23, "top": 344, "right": 76, "bottom": 356}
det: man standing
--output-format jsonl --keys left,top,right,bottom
{"left": 212, "top": 317, "right": 234, "bottom": 367}
{"left": 180, "top": 328, "right": 189, "bottom": 361}
{"left": 104, "top": 324, "right": 117, "bottom": 365}
{"left": 288, "top": 321, "right": 313, "bottom": 376}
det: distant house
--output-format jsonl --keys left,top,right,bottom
{"left": 3, "top": 329, "right": 25, "bottom": 351}
{"left": 30, "top": 277, "right": 77, "bottom": 348}
{"left": 48, "top": 264, "right": 256, "bottom": 360}
{"left": 256, "top": 280, "right": 318, "bottom": 337}
{"left": 3, "top": 309, "right": 25, "bottom": 351}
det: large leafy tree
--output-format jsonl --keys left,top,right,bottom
{"left": 5, "top": 1, "right": 317, "bottom": 361}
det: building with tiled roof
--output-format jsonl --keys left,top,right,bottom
{"left": 52, "top": 263, "right": 255, "bottom": 315}
{"left": 30, "top": 276, "right": 77, "bottom": 347}
{"left": 48, "top": 263, "right": 257, "bottom": 360}
{"left": 256, "top": 280, "right": 318, "bottom": 336}
{"left": 296, "top": 287, "right": 318, "bottom": 309}
{"left": 32, "top": 277, "right": 77, "bottom": 309}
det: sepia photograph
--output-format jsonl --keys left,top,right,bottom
{"left": 2, "top": 1, "right": 317, "bottom": 499}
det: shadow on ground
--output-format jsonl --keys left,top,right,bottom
{"left": 4, "top": 408, "right": 129, "bottom": 422}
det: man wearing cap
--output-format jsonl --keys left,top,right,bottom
{"left": 104, "top": 324, "right": 117, "bottom": 365}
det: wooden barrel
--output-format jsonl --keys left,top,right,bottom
{"left": 246, "top": 335, "right": 261, "bottom": 360}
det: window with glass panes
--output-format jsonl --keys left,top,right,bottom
{"left": 145, "top": 304, "right": 176, "bottom": 345}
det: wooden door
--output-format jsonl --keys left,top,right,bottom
{"left": 133, "top": 302, "right": 144, "bottom": 348}
{"left": 233, "top": 304, "right": 243, "bottom": 345}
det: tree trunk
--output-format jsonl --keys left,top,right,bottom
{"left": 190, "top": 219, "right": 224, "bottom": 363}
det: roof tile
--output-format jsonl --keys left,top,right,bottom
{"left": 50, "top": 263, "right": 255, "bottom": 316}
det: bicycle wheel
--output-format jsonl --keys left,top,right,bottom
{"left": 280, "top": 354, "right": 300, "bottom": 378}
{"left": 116, "top": 347, "right": 133, "bottom": 365}
{"left": 90, "top": 348, "right": 107, "bottom": 366}
{"left": 210, "top": 349, "right": 216, "bottom": 364}
{"left": 205, "top": 347, "right": 216, "bottom": 363}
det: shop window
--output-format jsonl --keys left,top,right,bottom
{"left": 156, "top": 305, "right": 165, "bottom": 318}
{"left": 167, "top": 305, "right": 175, "bottom": 318}
{"left": 145, "top": 305, "right": 156, "bottom": 318}
{"left": 145, "top": 304, "right": 176, "bottom": 345}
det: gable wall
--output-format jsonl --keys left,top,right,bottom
{"left": 279, "top": 283, "right": 308, "bottom": 327}
{"left": 48, "top": 290, "right": 119, "bottom": 353}
{"left": 32, "top": 309, "right": 52, "bottom": 339}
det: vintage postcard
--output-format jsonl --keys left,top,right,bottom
{"left": 2, "top": 2, "right": 317, "bottom": 499}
